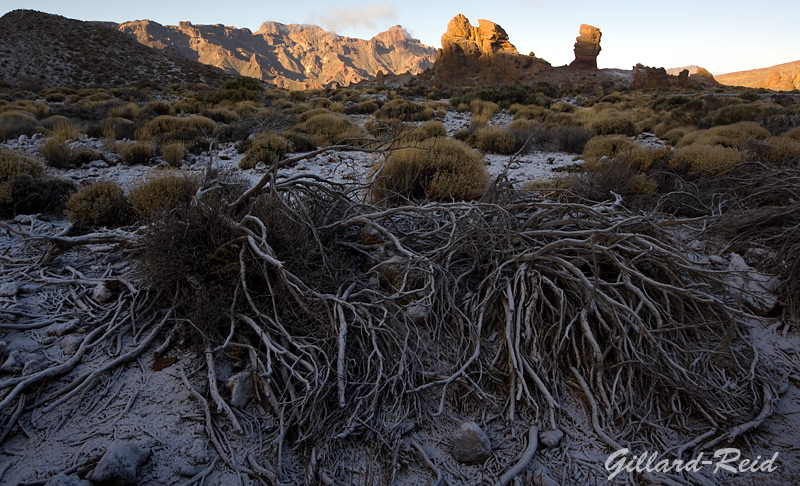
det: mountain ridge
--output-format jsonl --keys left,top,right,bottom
{"left": 117, "top": 19, "right": 437, "bottom": 89}
{"left": 716, "top": 60, "right": 800, "bottom": 91}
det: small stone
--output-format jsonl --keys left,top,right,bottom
{"left": 451, "top": 422, "right": 492, "bottom": 464}
{"left": 532, "top": 467, "right": 560, "bottom": 486}
{"left": 539, "top": 429, "right": 564, "bottom": 449}
{"left": 43, "top": 474, "right": 91, "bottom": 486}
{"left": 60, "top": 334, "right": 84, "bottom": 355}
{"left": 47, "top": 318, "right": 81, "bottom": 337}
{"left": 22, "top": 356, "right": 43, "bottom": 375}
{"left": 226, "top": 371, "right": 252, "bottom": 408}
{"left": 188, "top": 439, "right": 210, "bottom": 464}
{"left": 89, "top": 160, "right": 109, "bottom": 169}
{"left": 89, "top": 442, "right": 150, "bottom": 486}
{"left": 1, "top": 351, "right": 23, "bottom": 373}
{"left": 178, "top": 463, "right": 200, "bottom": 477}
{"left": 92, "top": 283, "right": 114, "bottom": 303}
{"left": 0, "top": 282, "right": 21, "bottom": 297}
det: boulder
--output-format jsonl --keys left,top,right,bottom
{"left": 570, "top": 24, "right": 601, "bottom": 69}
{"left": 451, "top": 422, "right": 492, "bottom": 464}
{"left": 632, "top": 63, "right": 671, "bottom": 90}
{"left": 89, "top": 442, "right": 150, "bottom": 486}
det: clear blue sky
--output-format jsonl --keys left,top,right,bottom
{"left": 1, "top": 0, "right": 797, "bottom": 74}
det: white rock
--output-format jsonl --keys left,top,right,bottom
{"left": 92, "top": 283, "right": 114, "bottom": 303}
{"left": 452, "top": 422, "right": 492, "bottom": 464}
{"left": 89, "top": 160, "right": 109, "bottom": 169}
{"left": 89, "top": 442, "right": 150, "bottom": 486}
{"left": 0, "top": 282, "right": 20, "bottom": 297}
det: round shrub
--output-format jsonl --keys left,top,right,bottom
{"left": 473, "top": 126, "right": 517, "bottom": 154}
{"left": 128, "top": 173, "right": 200, "bottom": 221}
{"left": 550, "top": 125, "right": 594, "bottom": 153}
{"left": 300, "top": 113, "right": 366, "bottom": 147}
{"left": 677, "top": 121, "right": 770, "bottom": 149}
{"left": 66, "top": 181, "right": 132, "bottom": 227}
{"left": 590, "top": 117, "right": 637, "bottom": 136}
{"left": 0, "top": 110, "right": 41, "bottom": 141}
{"left": 671, "top": 145, "right": 744, "bottom": 174}
{"left": 1, "top": 175, "right": 75, "bottom": 217}
{"left": 1, "top": 149, "right": 44, "bottom": 181}
{"left": 162, "top": 142, "right": 187, "bottom": 168}
{"left": 582, "top": 135, "right": 636, "bottom": 165}
{"left": 119, "top": 141, "right": 157, "bottom": 165}
{"left": 371, "top": 138, "right": 488, "bottom": 204}
{"left": 283, "top": 131, "right": 316, "bottom": 153}
{"left": 239, "top": 133, "right": 289, "bottom": 169}
{"left": 40, "top": 139, "right": 75, "bottom": 169}
{"left": 100, "top": 117, "right": 136, "bottom": 141}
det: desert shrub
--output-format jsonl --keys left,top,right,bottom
{"left": 40, "top": 139, "right": 75, "bottom": 169}
{"left": 677, "top": 121, "right": 770, "bottom": 149}
{"left": 619, "top": 145, "right": 672, "bottom": 171}
{"left": 50, "top": 120, "right": 82, "bottom": 142}
{"left": 344, "top": 100, "right": 379, "bottom": 115}
{"left": 45, "top": 92, "right": 66, "bottom": 103}
{"left": 283, "top": 131, "right": 316, "bottom": 153}
{"left": 8, "top": 100, "right": 51, "bottom": 118}
{"left": 128, "top": 173, "right": 201, "bottom": 221}
{"left": 204, "top": 76, "right": 265, "bottom": 104}
{"left": 0, "top": 174, "right": 75, "bottom": 217}
{"left": 627, "top": 173, "right": 659, "bottom": 195}
{"left": 550, "top": 125, "right": 594, "bottom": 153}
{"left": 513, "top": 105, "right": 548, "bottom": 122}
{"left": 66, "top": 181, "right": 132, "bottom": 227}
{"left": 172, "top": 99, "right": 203, "bottom": 115}
{"left": 450, "top": 84, "right": 555, "bottom": 109}
{"left": 473, "top": 126, "right": 517, "bottom": 154}
{"left": 469, "top": 100, "right": 499, "bottom": 127}
{"left": 371, "top": 138, "right": 488, "bottom": 204}
{"left": 402, "top": 120, "right": 447, "bottom": 143}
{"left": 662, "top": 127, "right": 688, "bottom": 145}
{"left": 135, "top": 115, "right": 217, "bottom": 147}
{"left": 118, "top": 141, "right": 157, "bottom": 165}
{"left": 376, "top": 99, "right": 431, "bottom": 121}
{"left": 300, "top": 113, "right": 366, "bottom": 147}
{"left": 297, "top": 108, "right": 331, "bottom": 123}
{"left": 671, "top": 145, "right": 744, "bottom": 173}
{"left": 701, "top": 102, "right": 774, "bottom": 127}
{"left": 418, "top": 120, "right": 447, "bottom": 139}
{"left": 0, "top": 110, "right": 40, "bottom": 140}
{"left": 70, "top": 147, "right": 103, "bottom": 166}
{"left": 140, "top": 101, "right": 174, "bottom": 118}
{"left": 783, "top": 126, "right": 800, "bottom": 141}
{"left": 590, "top": 116, "right": 637, "bottom": 136}
{"left": 162, "top": 142, "right": 187, "bottom": 167}
{"left": 551, "top": 102, "right": 577, "bottom": 113}
{"left": 239, "top": 133, "right": 289, "bottom": 169}
{"left": 100, "top": 117, "right": 136, "bottom": 141}
{"left": 201, "top": 108, "right": 240, "bottom": 123}
{"left": 582, "top": 135, "right": 636, "bottom": 165}
{"left": 1, "top": 149, "right": 44, "bottom": 181}
{"left": 109, "top": 103, "right": 140, "bottom": 120}
{"left": 755, "top": 136, "right": 800, "bottom": 164}
{"left": 506, "top": 119, "right": 550, "bottom": 151}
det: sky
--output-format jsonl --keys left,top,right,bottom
{"left": 1, "top": 0, "right": 797, "bottom": 74}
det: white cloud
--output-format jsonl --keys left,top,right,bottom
{"left": 312, "top": 2, "right": 396, "bottom": 33}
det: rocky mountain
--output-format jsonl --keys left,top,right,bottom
{"left": 117, "top": 20, "right": 437, "bottom": 90}
{"left": 426, "top": 14, "right": 551, "bottom": 86}
{"left": 0, "top": 10, "right": 229, "bottom": 90}
{"left": 716, "top": 60, "right": 800, "bottom": 91}
{"left": 570, "top": 24, "right": 602, "bottom": 69}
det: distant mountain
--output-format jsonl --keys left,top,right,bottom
{"left": 716, "top": 60, "right": 800, "bottom": 91}
{"left": 0, "top": 10, "right": 229, "bottom": 90}
{"left": 117, "top": 20, "right": 437, "bottom": 89}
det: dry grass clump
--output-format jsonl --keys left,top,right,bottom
{"left": 581, "top": 135, "right": 636, "bottom": 165}
{"left": 620, "top": 145, "right": 672, "bottom": 171}
{"left": 701, "top": 101, "right": 776, "bottom": 127}
{"left": 371, "top": 138, "right": 488, "bottom": 204}
{"left": 590, "top": 116, "right": 637, "bottom": 136}
{"left": 1, "top": 146, "right": 73, "bottom": 216}
{"left": 201, "top": 108, "right": 240, "bottom": 123}
{"left": 118, "top": 141, "right": 157, "bottom": 165}
{"left": 282, "top": 131, "right": 316, "bottom": 153}
{"left": 671, "top": 145, "right": 744, "bottom": 173}
{"left": 473, "top": 126, "right": 517, "bottom": 154}
{"left": 756, "top": 136, "right": 800, "bottom": 164}
{"left": 662, "top": 127, "right": 689, "bottom": 145}
{"left": 782, "top": 126, "right": 800, "bottom": 141}
{"left": 128, "top": 173, "right": 201, "bottom": 221}
{"left": 108, "top": 103, "right": 141, "bottom": 120}
{"left": 135, "top": 115, "right": 217, "bottom": 144}
{"left": 677, "top": 121, "right": 770, "bottom": 149}
{"left": 343, "top": 100, "right": 379, "bottom": 115}
{"left": 141, "top": 100, "right": 174, "bottom": 117}
{"left": 239, "top": 133, "right": 289, "bottom": 169}
{"left": 49, "top": 120, "right": 82, "bottom": 142}
{"left": 39, "top": 139, "right": 75, "bottom": 169}
{"left": 469, "top": 99, "right": 499, "bottom": 127}
{"left": 100, "top": 117, "right": 136, "bottom": 141}
{"left": 0, "top": 110, "right": 41, "bottom": 141}
{"left": 550, "top": 125, "right": 594, "bottom": 153}
{"left": 0, "top": 149, "right": 44, "bottom": 181}
{"left": 375, "top": 99, "right": 433, "bottom": 121}
{"left": 402, "top": 120, "right": 447, "bottom": 143}
{"left": 65, "top": 181, "right": 132, "bottom": 227}
{"left": 162, "top": 142, "right": 187, "bottom": 168}
{"left": 299, "top": 113, "right": 366, "bottom": 147}
{"left": 512, "top": 104, "right": 548, "bottom": 122}
{"left": 172, "top": 99, "right": 204, "bottom": 115}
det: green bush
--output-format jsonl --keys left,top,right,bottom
{"left": 300, "top": 113, "right": 366, "bottom": 147}
{"left": 375, "top": 99, "right": 432, "bottom": 121}
{"left": 135, "top": 115, "right": 217, "bottom": 143}
{"left": 239, "top": 133, "right": 289, "bottom": 169}
{"left": 371, "top": 138, "right": 488, "bottom": 204}
{"left": 119, "top": 141, "right": 157, "bottom": 165}
{"left": 66, "top": 181, "right": 132, "bottom": 227}
{"left": 128, "top": 173, "right": 200, "bottom": 221}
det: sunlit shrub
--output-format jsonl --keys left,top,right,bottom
{"left": 66, "top": 181, "right": 132, "bottom": 227}
{"left": 671, "top": 145, "right": 744, "bottom": 173}
{"left": 239, "top": 133, "right": 289, "bottom": 169}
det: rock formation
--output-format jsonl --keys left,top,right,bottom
{"left": 632, "top": 64, "right": 671, "bottom": 90}
{"left": 429, "top": 14, "right": 550, "bottom": 86}
{"left": 118, "top": 20, "right": 436, "bottom": 89}
{"left": 570, "top": 24, "right": 601, "bottom": 69}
